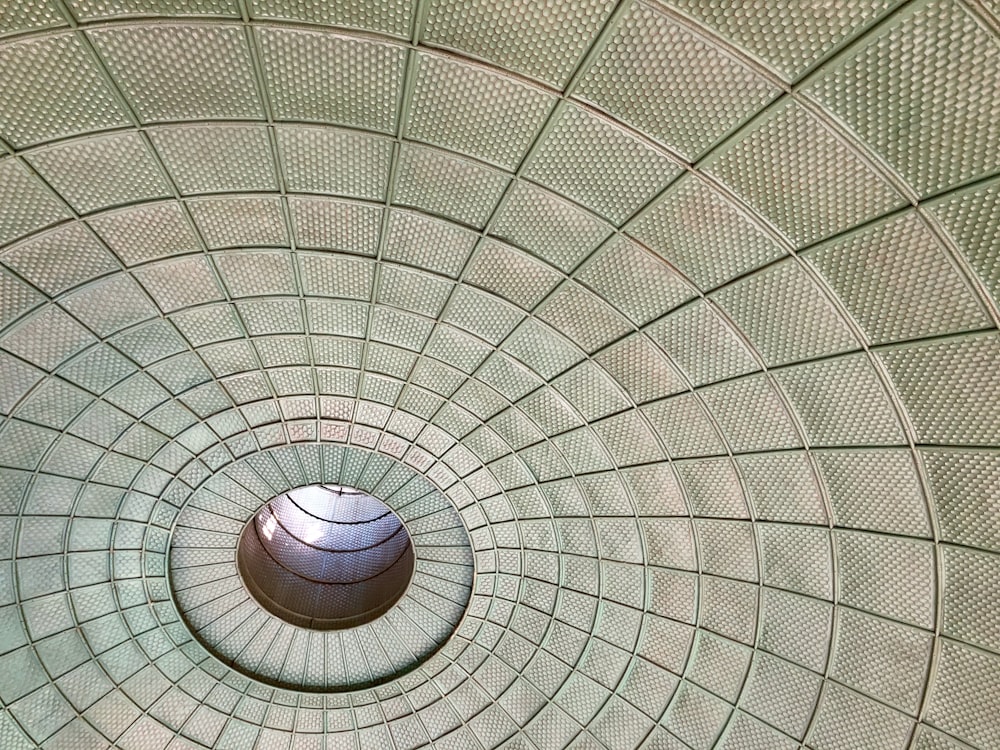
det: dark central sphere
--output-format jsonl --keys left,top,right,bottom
{"left": 237, "top": 484, "right": 415, "bottom": 630}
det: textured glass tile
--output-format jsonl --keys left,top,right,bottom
{"left": 925, "top": 640, "right": 1000, "bottom": 749}
{"left": 394, "top": 144, "right": 509, "bottom": 229}
{"left": 150, "top": 125, "right": 277, "bottom": 194}
{"left": 879, "top": 332, "right": 1000, "bottom": 446}
{"left": 407, "top": 52, "right": 555, "bottom": 170}
{"left": 3, "top": 223, "right": 118, "bottom": 295}
{"left": 807, "top": 682, "right": 913, "bottom": 750}
{"left": 424, "top": 0, "right": 613, "bottom": 86}
{"left": 627, "top": 175, "right": 784, "bottom": 292}
{"left": 578, "top": 1, "right": 779, "bottom": 158}
{"left": 712, "top": 259, "right": 857, "bottom": 366}
{"left": 257, "top": 28, "right": 405, "bottom": 133}
{"left": 28, "top": 132, "right": 170, "bottom": 214}
{"left": 524, "top": 104, "right": 682, "bottom": 225}
{"left": 928, "top": 176, "right": 1000, "bottom": 309}
{"left": 0, "top": 159, "right": 70, "bottom": 246}
{"left": 89, "top": 23, "right": 262, "bottom": 121}
{"left": 0, "top": 0, "right": 64, "bottom": 38}
{"left": 705, "top": 98, "right": 904, "bottom": 247}
{"left": 805, "top": 210, "right": 988, "bottom": 344}
{"left": 803, "top": 0, "right": 1000, "bottom": 196}
{"left": 0, "top": 33, "right": 127, "bottom": 148}
{"left": 249, "top": 0, "right": 411, "bottom": 35}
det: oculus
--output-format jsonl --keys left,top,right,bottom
{"left": 237, "top": 484, "right": 415, "bottom": 630}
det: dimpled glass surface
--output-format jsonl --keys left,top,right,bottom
{"left": 0, "top": 0, "right": 998, "bottom": 748}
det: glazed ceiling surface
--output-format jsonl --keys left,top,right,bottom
{"left": 0, "top": 0, "right": 999, "bottom": 748}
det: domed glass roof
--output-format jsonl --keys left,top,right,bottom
{"left": 0, "top": 0, "right": 998, "bottom": 748}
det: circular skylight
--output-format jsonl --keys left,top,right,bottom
{"left": 236, "top": 484, "right": 415, "bottom": 630}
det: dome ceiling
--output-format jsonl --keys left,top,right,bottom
{"left": 0, "top": 1, "right": 998, "bottom": 748}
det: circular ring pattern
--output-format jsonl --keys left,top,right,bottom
{"left": 236, "top": 484, "right": 416, "bottom": 630}
{"left": 169, "top": 445, "right": 474, "bottom": 692}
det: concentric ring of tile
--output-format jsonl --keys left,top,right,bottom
{"left": 169, "top": 444, "right": 474, "bottom": 691}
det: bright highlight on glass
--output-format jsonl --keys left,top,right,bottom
{"left": 237, "top": 484, "right": 415, "bottom": 630}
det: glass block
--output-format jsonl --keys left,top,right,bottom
{"left": 89, "top": 23, "right": 262, "bottom": 121}
{"left": 662, "top": 682, "right": 731, "bottom": 750}
{"left": 552, "top": 361, "right": 629, "bottom": 422}
{"left": 407, "top": 52, "right": 555, "bottom": 170}
{"left": 642, "top": 393, "right": 725, "bottom": 459}
{"left": 135, "top": 256, "right": 225, "bottom": 313}
{"left": 718, "top": 711, "right": 798, "bottom": 750}
{"left": 803, "top": 0, "right": 1000, "bottom": 196}
{"left": 830, "top": 607, "right": 932, "bottom": 713}
{"left": 758, "top": 588, "right": 831, "bottom": 673}
{"left": 695, "top": 520, "right": 757, "bottom": 581}
{"left": 594, "top": 334, "right": 686, "bottom": 405}
{"left": 536, "top": 283, "right": 632, "bottom": 354}
{"left": 443, "top": 286, "right": 523, "bottom": 345}
{"left": 61, "top": 274, "right": 158, "bottom": 336}
{"left": 70, "top": 0, "right": 238, "bottom": 15}
{"left": 925, "top": 640, "right": 1000, "bottom": 749}
{"left": 704, "top": 98, "right": 904, "bottom": 247}
{"left": 928, "top": 176, "right": 1000, "bottom": 309}
{"left": 1, "top": 305, "right": 96, "bottom": 371}
{"left": 577, "top": 0, "right": 779, "bottom": 158}
{"left": 0, "top": 267, "right": 43, "bottom": 330}
{"left": 171, "top": 304, "right": 245, "bottom": 346}
{"left": 524, "top": 103, "right": 682, "bottom": 225}
{"left": 693, "top": 1, "right": 904, "bottom": 78}
{"left": 591, "top": 411, "right": 663, "bottom": 467}
{"left": 0, "top": 33, "right": 127, "bottom": 148}
{"left": 941, "top": 545, "right": 1000, "bottom": 655}
{"left": 214, "top": 250, "right": 297, "bottom": 298}
{"left": 758, "top": 523, "right": 832, "bottom": 599}
{"left": 9, "top": 684, "right": 74, "bottom": 743}
{"left": 257, "top": 28, "right": 405, "bottom": 133}
{"left": 289, "top": 197, "right": 382, "bottom": 255}
{"left": 0, "top": 0, "right": 64, "bottom": 38}
{"left": 686, "top": 630, "right": 752, "bottom": 703}
{"left": 674, "top": 458, "right": 748, "bottom": 519}
{"left": 28, "top": 131, "right": 170, "bottom": 214}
